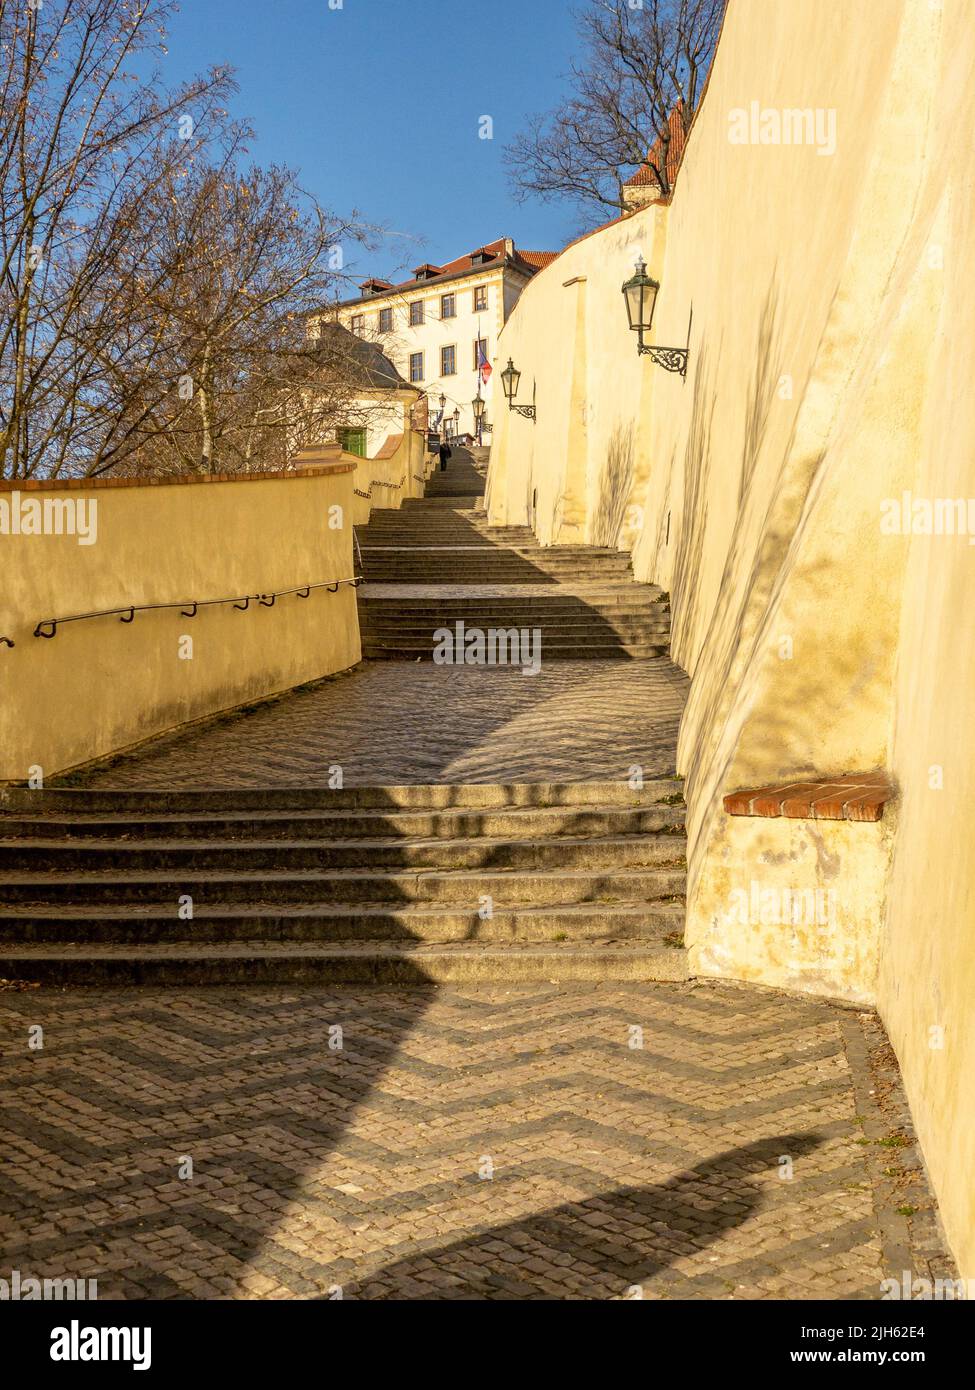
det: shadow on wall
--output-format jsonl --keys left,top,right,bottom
{"left": 674, "top": 278, "right": 795, "bottom": 800}
{"left": 740, "top": 279, "right": 784, "bottom": 508}
{"left": 590, "top": 422, "right": 636, "bottom": 550}
{"left": 349, "top": 1134, "right": 826, "bottom": 1298}
{"left": 670, "top": 338, "right": 717, "bottom": 663}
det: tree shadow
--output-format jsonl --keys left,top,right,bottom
{"left": 329, "top": 1133, "right": 826, "bottom": 1300}
{"left": 590, "top": 422, "right": 636, "bottom": 549}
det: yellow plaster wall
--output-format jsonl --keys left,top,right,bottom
{"left": 350, "top": 423, "right": 434, "bottom": 526}
{"left": 0, "top": 463, "right": 360, "bottom": 782}
{"left": 487, "top": 0, "right": 975, "bottom": 1273}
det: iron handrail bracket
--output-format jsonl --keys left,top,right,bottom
{"left": 30, "top": 577, "right": 363, "bottom": 640}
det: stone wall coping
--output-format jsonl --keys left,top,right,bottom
{"left": 723, "top": 771, "right": 893, "bottom": 823}
{"left": 0, "top": 461, "right": 355, "bottom": 494}
{"left": 374, "top": 433, "right": 404, "bottom": 461}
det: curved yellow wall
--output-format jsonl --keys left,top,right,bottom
{"left": 0, "top": 461, "right": 361, "bottom": 782}
{"left": 488, "top": 0, "right": 975, "bottom": 1276}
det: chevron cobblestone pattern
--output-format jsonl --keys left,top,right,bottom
{"left": 0, "top": 981, "right": 952, "bottom": 1300}
{"left": 76, "top": 660, "right": 690, "bottom": 789}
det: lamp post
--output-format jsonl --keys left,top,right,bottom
{"left": 500, "top": 358, "right": 536, "bottom": 421}
{"left": 472, "top": 392, "right": 485, "bottom": 447}
{"left": 439, "top": 392, "right": 447, "bottom": 444}
{"left": 622, "top": 257, "right": 689, "bottom": 377}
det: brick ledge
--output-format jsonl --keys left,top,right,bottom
{"left": 0, "top": 457, "right": 356, "bottom": 493}
{"left": 723, "top": 772, "right": 893, "bottom": 823}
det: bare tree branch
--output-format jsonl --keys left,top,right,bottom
{"left": 505, "top": 0, "right": 724, "bottom": 223}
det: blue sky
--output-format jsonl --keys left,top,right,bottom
{"left": 162, "top": 0, "right": 584, "bottom": 283}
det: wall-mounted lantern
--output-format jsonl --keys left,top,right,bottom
{"left": 622, "top": 257, "right": 689, "bottom": 377}
{"left": 500, "top": 358, "right": 537, "bottom": 420}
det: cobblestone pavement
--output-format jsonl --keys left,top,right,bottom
{"left": 0, "top": 980, "right": 952, "bottom": 1300}
{"left": 78, "top": 659, "right": 690, "bottom": 788}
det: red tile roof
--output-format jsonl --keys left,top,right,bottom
{"left": 436, "top": 238, "right": 508, "bottom": 277}
{"left": 625, "top": 103, "right": 688, "bottom": 191}
{"left": 519, "top": 251, "right": 559, "bottom": 270}
{"left": 349, "top": 239, "right": 556, "bottom": 305}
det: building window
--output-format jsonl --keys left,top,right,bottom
{"left": 473, "top": 337, "right": 489, "bottom": 371}
{"left": 350, "top": 314, "right": 364, "bottom": 335}
{"left": 409, "top": 300, "right": 424, "bottom": 327}
{"left": 339, "top": 428, "right": 367, "bottom": 458}
{"left": 441, "top": 345, "right": 457, "bottom": 376}
{"left": 378, "top": 306, "right": 392, "bottom": 333}
{"left": 409, "top": 352, "right": 424, "bottom": 383}
{"left": 441, "top": 293, "right": 456, "bottom": 319}
{"left": 473, "top": 285, "right": 488, "bottom": 312}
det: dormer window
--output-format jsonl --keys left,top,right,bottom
{"left": 413, "top": 264, "right": 442, "bottom": 282}
{"left": 470, "top": 249, "right": 492, "bottom": 266}
{"left": 360, "top": 278, "right": 393, "bottom": 297}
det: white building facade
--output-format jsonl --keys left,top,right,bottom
{"left": 325, "top": 238, "right": 556, "bottom": 443}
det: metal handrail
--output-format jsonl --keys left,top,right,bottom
{"left": 353, "top": 474, "right": 407, "bottom": 501}
{"left": 30, "top": 575, "right": 363, "bottom": 641}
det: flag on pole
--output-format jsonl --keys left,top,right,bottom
{"left": 477, "top": 342, "right": 493, "bottom": 386}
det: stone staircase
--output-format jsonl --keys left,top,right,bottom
{"left": 0, "top": 782, "right": 688, "bottom": 985}
{"left": 0, "top": 446, "right": 689, "bottom": 988}
{"left": 357, "top": 467, "right": 672, "bottom": 661}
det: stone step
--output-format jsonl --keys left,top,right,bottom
{"left": 0, "top": 864, "right": 687, "bottom": 906}
{"left": 0, "top": 805, "right": 686, "bottom": 842}
{"left": 359, "top": 547, "right": 629, "bottom": 557}
{"left": 359, "top": 545, "right": 630, "bottom": 557}
{"left": 360, "top": 571, "right": 637, "bottom": 583}
{"left": 0, "top": 781, "right": 685, "bottom": 813}
{"left": 359, "top": 619, "right": 669, "bottom": 634}
{"left": 0, "top": 901, "right": 684, "bottom": 945}
{"left": 359, "top": 623, "right": 671, "bottom": 640}
{"left": 362, "top": 644, "right": 668, "bottom": 661}
{"left": 358, "top": 611, "right": 670, "bottom": 628}
{"left": 360, "top": 574, "right": 637, "bottom": 585}
{"left": 0, "top": 833, "right": 687, "bottom": 872}
{"left": 0, "top": 935, "right": 689, "bottom": 984}
{"left": 358, "top": 597, "right": 668, "bottom": 613}
{"left": 404, "top": 496, "right": 483, "bottom": 508}
{"left": 361, "top": 647, "right": 664, "bottom": 658}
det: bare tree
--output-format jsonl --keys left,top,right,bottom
{"left": 0, "top": 0, "right": 236, "bottom": 478}
{"left": 112, "top": 159, "right": 375, "bottom": 476}
{"left": 0, "top": 1, "right": 384, "bottom": 479}
{"left": 505, "top": 0, "right": 725, "bottom": 220}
